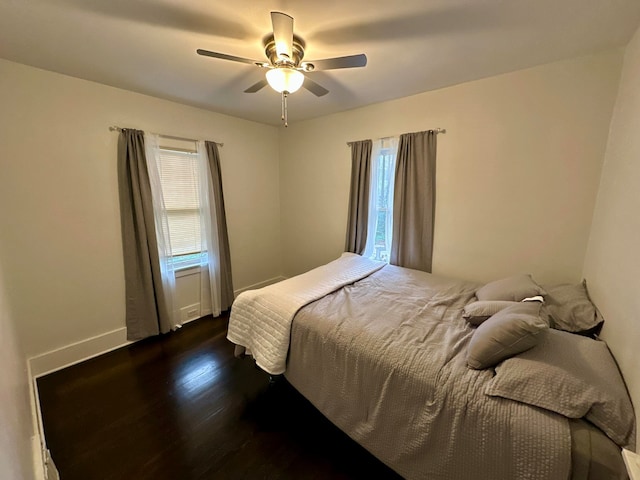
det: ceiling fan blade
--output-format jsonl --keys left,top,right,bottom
{"left": 244, "top": 79, "right": 268, "bottom": 93}
{"left": 197, "top": 49, "right": 261, "bottom": 66}
{"left": 302, "top": 77, "right": 329, "bottom": 97}
{"left": 304, "top": 54, "right": 367, "bottom": 71}
{"left": 271, "top": 11, "right": 294, "bottom": 60}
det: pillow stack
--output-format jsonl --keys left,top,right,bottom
{"left": 464, "top": 274, "right": 606, "bottom": 369}
{"left": 465, "top": 274, "right": 548, "bottom": 369}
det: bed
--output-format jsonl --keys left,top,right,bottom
{"left": 228, "top": 254, "right": 635, "bottom": 479}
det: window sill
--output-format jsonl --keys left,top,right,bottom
{"left": 174, "top": 265, "right": 202, "bottom": 278}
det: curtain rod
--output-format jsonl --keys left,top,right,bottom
{"left": 346, "top": 128, "right": 446, "bottom": 146}
{"left": 109, "top": 126, "right": 223, "bottom": 147}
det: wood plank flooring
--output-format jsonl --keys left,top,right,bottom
{"left": 37, "top": 314, "right": 402, "bottom": 479}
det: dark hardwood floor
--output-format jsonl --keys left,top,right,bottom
{"left": 37, "top": 314, "right": 403, "bottom": 479}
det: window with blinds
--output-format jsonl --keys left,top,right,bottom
{"left": 157, "top": 147, "right": 204, "bottom": 269}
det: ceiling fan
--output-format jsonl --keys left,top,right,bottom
{"left": 197, "top": 11, "right": 367, "bottom": 126}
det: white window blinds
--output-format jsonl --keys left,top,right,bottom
{"left": 156, "top": 148, "right": 202, "bottom": 257}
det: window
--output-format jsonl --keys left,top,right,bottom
{"left": 144, "top": 132, "right": 231, "bottom": 320}
{"left": 156, "top": 147, "right": 206, "bottom": 270}
{"left": 363, "top": 137, "right": 398, "bottom": 262}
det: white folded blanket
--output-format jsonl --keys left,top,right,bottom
{"left": 227, "top": 253, "right": 385, "bottom": 374}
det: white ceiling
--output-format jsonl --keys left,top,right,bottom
{"left": 1, "top": 0, "right": 639, "bottom": 126}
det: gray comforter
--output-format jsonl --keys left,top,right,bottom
{"left": 285, "top": 265, "right": 572, "bottom": 480}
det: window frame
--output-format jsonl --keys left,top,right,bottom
{"left": 156, "top": 145, "right": 205, "bottom": 271}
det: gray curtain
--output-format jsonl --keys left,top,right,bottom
{"left": 204, "top": 141, "right": 234, "bottom": 310}
{"left": 117, "top": 129, "right": 172, "bottom": 340}
{"left": 390, "top": 130, "right": 437, "bottom": 272}
{"left": 345, "top": 139, "right": 373, "bottom": 254}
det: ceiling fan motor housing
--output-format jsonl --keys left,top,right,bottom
{"left": 264, "top": 34, "right": 307, "bottom": 67}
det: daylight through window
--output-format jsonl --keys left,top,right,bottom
{"left": 363, "top": 137, "right": 398, "bottom": 262}
{"left": 157, "top": 148, "right": 205, "bottom": 269}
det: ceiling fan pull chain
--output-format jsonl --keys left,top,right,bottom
{"left": 281, "top": 91, "right": 285, "bottom": 121}
{"left": 283, "top": 91, "right": 289, "bottom": 127}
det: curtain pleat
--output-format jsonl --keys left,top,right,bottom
{"left": 204, "top": 141, "right": 234, "bottom": 311}
{"left": 345, "top": 139, "right": 373, "bottom": 254}
{"left": 117, "top": 129, "right": 172, "bottom": 340}
{"left": 390, "top": 131, "right": 437, "bottom": 272}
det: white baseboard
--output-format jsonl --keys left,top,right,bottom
{"left": 29, "top": 327, "right": 131, "bottom": 378}
{"left": 28, "top": 276, "right": 286, "bottom": 379}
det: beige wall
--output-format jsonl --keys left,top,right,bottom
{"left": 0, "top": 59, "right": 283, "bottom": 358}
{"left": 583, "top": 25, "right": 640, "bottom": 449}
{"left": 279, "top": 51, "right": 622, "bottom": 284}
{"left": 0, "top": 265, "right": 36, "bottom": 480}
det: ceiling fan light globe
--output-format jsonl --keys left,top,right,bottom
{"left": 266, "top": 68, "right": 304, "bottom": 94}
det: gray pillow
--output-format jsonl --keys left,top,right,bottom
{"left": 485, "top": 329, "right": 635, "bottom": 449}
{"left": 543, "top": 280, "right": 602, "bottom": 334}
{"left": 462, "top": 300, "right": 519, "bottom": 326}
{"left": 466, "top": 302, "right": 547, "bottom": 370}
{"left": 476, "top": 274, "right": 547, "bottom": 302}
